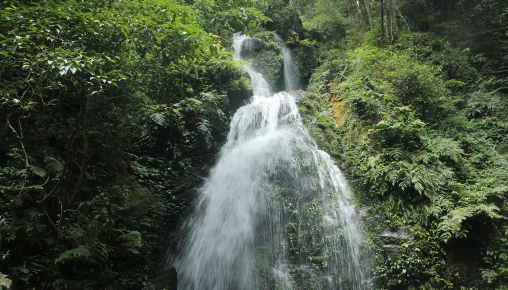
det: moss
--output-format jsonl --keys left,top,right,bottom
{"left": 252, "top": 49, "right": 284, "bottom": 91}
{"left": 291, "top": 44, "right": 319, "bottom": 86}
{"left": 331, "top": 99, "right": 347, "bottom": 128}
{"left": 249, "top": 32, "right": 284, "bottom": 92}
{"left": 496, "top": 143, "right": 508, "bottom": 160}
{"left": 298, "top": 92, "right": 341, "bottom": 154}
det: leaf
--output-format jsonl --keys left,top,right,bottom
{"left": 120, "top": 231, "right": 142, "bottom": 254}
{"left": 438, "top": 204, "right": 502, "bottom": 242}
{"left": 0, "top": 272, "right": 12, "bottom": 289}
{"left": 55, "top": 245, "right": 92, "bottom": 263}
{"left": 29, "top": 165, "right": 47, "bottom": 178}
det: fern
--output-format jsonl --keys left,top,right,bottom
{"left": 384, "top": 147, "right": 404, "bottom": 160}
{"left": 28, "top": 165, "right": 46, "bottom": 178}
{"left": 120, "top": 231, "right": 143, "bottom": 254}
{"left": 438, "top": 204, "right": 502, "bottom": 242}
{"left": 429, "top": 136, "right": 464, "bottom": 163}
{"left": 428, "top": 195, "right": 453, "bottom": 217}
{"left": 55, "top": 245, "right": 92, "bottom": 263}
{"left": 149, "top": 112, "right": 167, "bottom": 127}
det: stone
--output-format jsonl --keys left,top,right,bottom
{"left": 239, "top": 38, "right": 264, "bottom": 59}
{"left": 359, "top": 206, "right": 373, "bottom": 218}
{"left": 382, "top": 244, "right": 401, "bottom": 253}
{"left": 379, "top": 229, "right": 413, "bottom": 240}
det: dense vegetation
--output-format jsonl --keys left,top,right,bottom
{"left": 0, "top": 0, "right": 266, "bottom": 289}
{"left": 1, "top": 0, "right": 507, "bottom": 289}
{"left": 288, "top": 0, "right": 508, "bottom": 289}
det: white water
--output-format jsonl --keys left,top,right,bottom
{"left": 275, "top": 34, "right": 302, "bottom": 91}
{"left": 168, "top": 33, "right": 370, "bottom": 290}
{"left": 232, "top": 33, "right": 272, "bottom": 97}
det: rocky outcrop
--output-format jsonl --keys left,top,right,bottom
{"left": 359, "top": 205, "right": 414, "bottom": 253}
{"left": 379, "top": 229, "right": 413, "bottom": 240}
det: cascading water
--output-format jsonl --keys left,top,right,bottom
{"left": 232, "top": 33, "right": 271, "bottom": 97}
{"left": 167, "top": 33, "right": 371, "bottom": 290}
{"left": 275, "top": 34, "right": 302, "bottom": 92}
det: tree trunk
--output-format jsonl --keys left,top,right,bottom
{"left": 358, "top": 0, "right": 373, "bottom": 29}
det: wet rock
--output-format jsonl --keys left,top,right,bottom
{"left": 358, "top": 205, "right": 385, "bottom": 225}
{"left": 359, "top": 206, "right": 372, "bottom": 218}
{"left": 367, "top": 214, "right": 386, "bottom": 223}
{"left": 382, "top": 244, "right": 401, "bottom": 253}
{"left": 379, "top": 229, "right": 413, "bottom": 240}
{"left": 240, "top": 38, "right": 264, "bottom": 59}
{"left": 289, "top": 90, "right": 311, "bottom": 103}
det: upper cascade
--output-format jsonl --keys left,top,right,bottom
{"left": 233, "top": 32, "right": 272, "bottom": 97}
{"left": 275, "top": 33, "right": 302, "bottom": 92}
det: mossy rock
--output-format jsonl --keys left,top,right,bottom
{"left": 297, "top": 91, "right": 341, "bottom": 154}
{"left": 240, "top": 37, "right": 264, "bottom": 59}
{"left": 290, "top": 44, "right": 319, "bottom": 86}
{"left": 249, "top": 32, "right": 284, "bottom": 92}
{"left": 152, "top": 267, "right": 178, "bottom": 290}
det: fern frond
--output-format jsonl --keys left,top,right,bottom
{"left": 55, "top": 245, "right": 92, "bottom": 263}
{"left": 438, "top": 203, "right": 501, "bottom": 242}
{"left": 429, "top": 136, "right": 464, "bottom": 163}
{"left": 29, "top": 165, "right": 47, "bottom": 178}
{"left": 384, "top": 147, "right": 404, "bottom": 160}
{"left": 149, "top": 112, "right": 167, "bottom": 127}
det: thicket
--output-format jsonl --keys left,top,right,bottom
{"left": 279, "top": 0, "right": 508, "bottom": 288}
{"left": 0, "top": 0, "right": 268, "bottom": 289}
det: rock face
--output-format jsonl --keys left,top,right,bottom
{"left": 382, "top": 245, "right": 401, "bottom": 253}
{"left": 240, "top": 38, "right": 264, "bottom": 59}
{"left": 359, "top": 206, "right": 373, "bottom": 218}
{"left": 379, "top": 229, "right": 414, "bottom": 240}
{"left": 359, "top": 205, "right": 415, "bottom": 253}
{"left": 289, "top": 90, "right": 311, "bottom": 104}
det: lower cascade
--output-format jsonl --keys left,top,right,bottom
{"left": 167, "top": 34, "right": 371, "bottom": 290}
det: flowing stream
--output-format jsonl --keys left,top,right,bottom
{"left": 168, "top": 33, "right": 370, "bottom": 290}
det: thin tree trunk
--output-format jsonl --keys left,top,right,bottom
{"left": 380, "top": 0, "right": 385, "bottom": 48}
{"left": 365, "top": 0, "right": 374, "bottom": 28}
{"left": 388, "top": 0, "right": 395, "bottom": 44}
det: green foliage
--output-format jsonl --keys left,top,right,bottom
{"left": 190, "top": 0, "right": 271, "bottom": 44}
{"left": 0, "top": 0, "right": 252, "bottom": 288}
{"left": 375, "top": 226, "right": 450, "bottom": 289}
{"left": 306, "top": 33, "right": 508, "bottom": 288}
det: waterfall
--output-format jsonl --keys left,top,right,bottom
{"left": 167, "top": 33, "right": 370, "bottom": 290}
{"left": 232, "top": 33, "right": 271, "bottom": 97}
{"left": 275, "top": 34, "right": 302, "bottom": 92}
